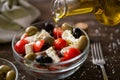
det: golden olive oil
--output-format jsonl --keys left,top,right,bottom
{"left": 52, "top": 0, "right": 120, "bottom": 26}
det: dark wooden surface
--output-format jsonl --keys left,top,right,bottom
{"left": 0, "top": 0, "right": 120, "bottom": 80}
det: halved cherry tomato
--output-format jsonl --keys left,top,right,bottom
{"left": 62, "top": 47, "right": 80, "bottom": 61}
{"left": 53, "top": 27, "right": 63, "bottom": 38}
{"left": 14, "top": 39, "right": 29, "bottom": 55}
{"left": 54, "top": 38, "right": 68, "bottom": 50}
{"left": 33, "top": 40, "right": 45, "bottom": 52}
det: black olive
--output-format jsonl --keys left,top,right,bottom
{"left": 43, "top": 56, "right": 53, "bottom": 63}
{"left": 35, "top": 22, "right": 54, "bottom": 32}
{"left": 36, "top": 55, "right": 53, "bottom": 63}
{"left": 36, "top": 55, "right": 44, "bottom": 63}
{"left": 72, "top": 28, "right": 82, "bottom": 38}
{"left": 44, "top": 23, "right": 54, "bottom": 32}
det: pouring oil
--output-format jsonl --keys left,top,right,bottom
{"left": 52, "top": 0, "right": 120, "bottom": 26}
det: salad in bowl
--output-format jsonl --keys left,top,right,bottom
{"left": 12, "top": 21, "right": 90, "bottom": 80}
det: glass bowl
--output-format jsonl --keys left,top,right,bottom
{"left": 0, "top": 58, "right": 18, "bottom": 80}
{"left": 12, "top": 21, "right": 90, "bottom": 80}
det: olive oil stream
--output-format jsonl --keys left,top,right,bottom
{"left": 52, "top": 0, "right": 120, "bottom": 26}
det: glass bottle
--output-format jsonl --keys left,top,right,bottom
{"left": 51, "top": 0, "right": 120, "bottom": 26}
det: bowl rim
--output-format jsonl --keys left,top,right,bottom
{"left": 12, "top": 21, "right": 90, "bottom": 72}
{"left": 0, "top": 58, "right": 18, "bottom": 80}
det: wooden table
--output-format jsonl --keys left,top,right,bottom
{"left": 0, "top": 0, "right": 120, "bottom": 80}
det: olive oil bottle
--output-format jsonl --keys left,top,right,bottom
{"left": 51, "top": 0, "right": 120, "bottom": 26}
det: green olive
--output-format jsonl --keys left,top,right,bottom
{"left": 6, "top": 70, "right": 16, "bottom": 80}
{"left": 61, "top": 23, "right": 73, "bottom": 30}
{"left": 78, "top": 35, "right": 88, "bottom": 51}
{"left": 43, "top": 36, "right": 54, "bottom": 46}
{"left": 0, "top": 71, "right": 4, "bottom": 80}
{"left": 24, "top": 53, "right": 36, "bottom": 61}
{"left": 0, "top": 65, "right": 11, "bottom": 74}
{"left": 73, "top": 35, "right": 88, "bottom": 51}
{"left": 25, "top": 26, "right": 38, "bottom": 36}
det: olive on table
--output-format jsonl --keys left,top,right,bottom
{"left": 25, "top": 26, "right": 38, "bottom": 36}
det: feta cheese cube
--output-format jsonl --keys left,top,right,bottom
{"left": 46, "top": 47, "right": 60, "bottom": 63}
{"left": 25, "top": 42, "right": 34, "bottom": 54}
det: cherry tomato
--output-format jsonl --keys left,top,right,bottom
{"left": 54, "top": 38, "right": 68, "bottom": 50}
{"left": 62, "top": 48, "right": 80, "bottom": 61}
{"left": 53, "top": 27, "right": 63, "bottom": 38}
{"left": 14, "top": 39, "right": 29, "bottom": 55}
{"left": 33, "top": 40, "right": 45, "bottom": 52}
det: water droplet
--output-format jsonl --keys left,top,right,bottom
{"left": 109, "top": 48, "right": 112, "bottom": 52}
{"left": 87, "top": 68, "right": 90, "bottom": 70}
{"left": 99, "top": 75, "right": 102, "bottom": 78}
{"left": 106, "top": 63, "right": 109, "bottom": 66}
{"left": 113, "top": 50, "right": 117, "bottom": 54}
{"left": 117, "top": 39, "right": 120, "bottom": 45}
{"left": 112, "top": 69, "right": 115, "bottom": 74}
{"left": 115, "top": 60, "right": 118, "bottom": 62}
{"left": 105, "top": 27, "right": 108, "bottom": 31}
{"left": 110, "top": 33, "right": 114, "bottom": 40}
{"left": 108, "top": 43, "right": 112, "bottom": 48}
{"left": 112, "top": 42, "right": 117, "bottom": 50}
{"left": 115, "top": 29, "right": 119, "bottom": 33}
{"left": 22, "top": 75, "right": 26, "bottom": 80}
{"left": 95, "top": 29, "right": 99, "bottom": 34}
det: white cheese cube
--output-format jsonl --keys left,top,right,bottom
{"left": 25, "top": 32, "right": 40, "bottom": 42}
{"left": 25, "top": 42, "right": 34, "bottom": 54}
{"left": 62, "top": 30, "right": 75, "bottom": 44}
{"left": 37, "top": 29, "right": 51, "bottom": 39}
{"left": 45, "top": 47, "right": 60, "bottom": 63}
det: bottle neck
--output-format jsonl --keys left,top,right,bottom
{"left": 51, "top": 0, "right": 94, "bottom": 22}
{"left": 66, "top": 0, "right": 94, "bottom": 15}
{"left": 51, "top": 0, "right": 120, "bottom": 26}
{"left": 51, "top": 0, "right": 67, "bottom": 22}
